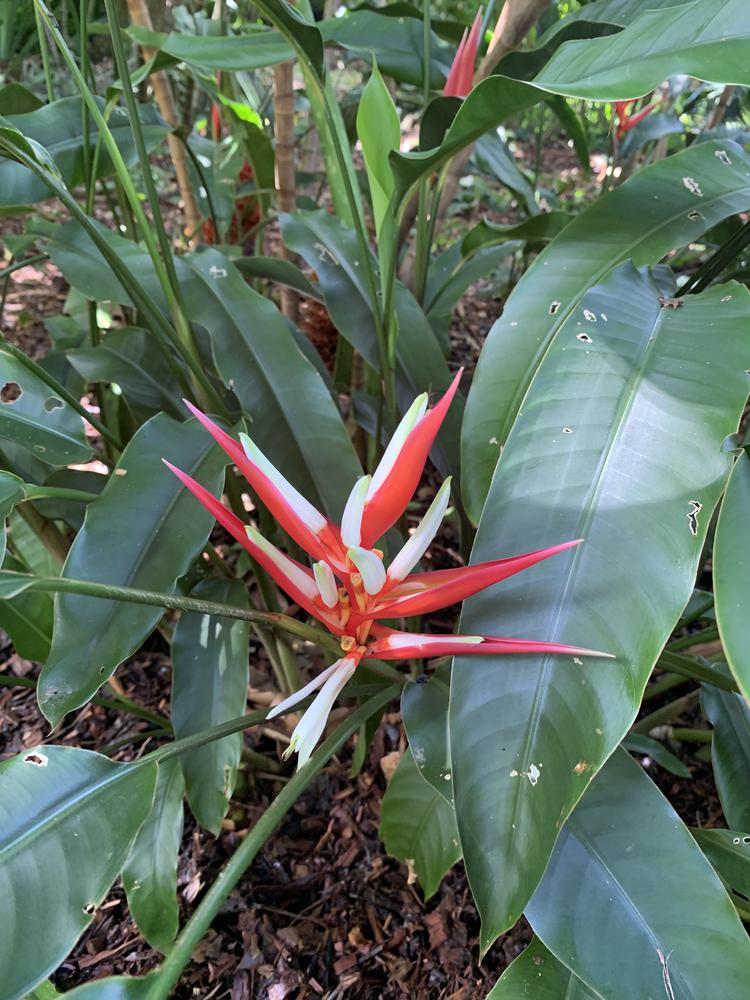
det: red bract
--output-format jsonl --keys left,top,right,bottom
{"left": 614, "top": 99, "right": 658, "bottom": 140}
{"left": 167, "top": 375, "right": 611, "bottom": 765}
{"left": 443, "top": 11, "right": 483, "bottom": 98}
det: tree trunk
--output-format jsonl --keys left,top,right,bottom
{"left": 126, "top": 0, "right": 201, "bottom": 244}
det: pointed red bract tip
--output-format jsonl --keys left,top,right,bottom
{"left": 443, "top": 28, "right": 468, "bottom": 97}
{"left": 443, "top": 11, "right": 481, "bottom": 98}
{"left": 360, "top": 369, "right": 462, "bottom": 548}
{"left": 365, "top": 626, "right": 613, "bottom": 661}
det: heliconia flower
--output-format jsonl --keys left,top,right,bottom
{"left": 443, "top": 10, "right": 483, "bottom": 98}
{"left": 168, "top": 373, "right": 612, "bottom": 766}
{"left": 614, "top": 99, "right": 658, "bottom": 140}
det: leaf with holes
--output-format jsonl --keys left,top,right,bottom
{"left": 487, "top": 938, "right": 599, "bottom": 998}
{"left": 38, "top": 414, "right": 227, "bottom": 725}
{"left": 714, "top": 450, "right": 750, "bottom": 704}
{"left": 380, "top": 751, "right": 461, "bottom": 899}
{"left": 171, "top": 577, "right": 249, "bottom": 835}
{"left": 692, "top": 828, "right": 750, "bottom": 898}
{"left": 450, "top": 267, "right": 750, "bottom": 947}
{"left": 526, "top": 750, "right": 750, "bottom": 998}
{"left": 0, "top": 348, "right": 91, "bottom": 466}
{"left": 462, "top": 139, "right": 750, "bottom": 522}
{"left": 0, "top": 745, "right": 156, "bottom": 1000}
{"left": 702, "top": 686, "right": 750, "bottom": 831}
{"left": 122, "top": 760, "right": 184, "bottom": 954}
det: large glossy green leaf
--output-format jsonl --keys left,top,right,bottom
{"left": 487, "top": 938, "right": 599, "bottom": 999}
{"left": 401, "top": 662, "right": 452, "bottom": 803}
{"left": 380, "top": 751, "right": 461, "bottom": 898}
{"left": 692, "top": 827, "right": 750, "bottom": 898}
{"left": 450, "top": 267, "right": 750, "bottom": 947}
{"left": 0, "top": 745, "right": 156, "bottom": 1000}
{"left": 714, "top": 451, "right": 750, "bottom": 703}
{"left": 535, "top": 0, "right": 750, "bottom": 100}
{"left": 0, "top": 97, "right": 168, "bottom": 207}
{"left": 462, "top": 139, "right": 750, "bottom": 522}
{"left": 280, "top": 208, "right": 462, "bottom": 480}
{"left": 0, "top": 347, "right": 91, "bottom": 466}
{"left": 526, "top": 751, "right": 750, "bottom": 998}
{"left": 171, "top": 577, "right": 249, "bottom": 835}
{"left": 357, "top": 59, "right": 399, "bottom": 239}
{"left": 702, "top": 686, "right": 750, "bottom": 831}
{"left": 122, "top": 759, "right": 184, "bottom": 954}
{"left": 179, "top": 249, "right": 361, "bottom": 519}
{"left": 538, "top": 0, "right": 686, "bottom": 41}
{"left": 390, "top": 76, "right": 543, "bottom": 206}
{"left": 38, "top": 415, "right": 227, "bottom": 725}
{"left": 66, "top": 327, "right": 184, "bottom": 421}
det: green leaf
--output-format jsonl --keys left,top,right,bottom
{"left": 28, "top": 980, "right": 61, "bottom": 999}
{"left": 401, "top": 662, "right": 452, "bottom": 803}
{"left": 702, "top": 686, "right": 750, "bottom": 831}
{"left": 389, "top": 77, "right": 544, "bottom": 206}
{"left": 0, "top": 82, "right": 43, "bottom": 115}
{"left": 0, "top": 552, "right": 52, "bottom": 661}
{"left": 0, "top": 347, "right": 91, "bottom": 466}
{"left": 38, "top": 414, "right": 228, "bottom": 725}
{"left": 54, "top": 975, "right": 156, "bottom": 999}
{"left": 179, "top": 250, "right": 362, "bottom": 520}
{"left": 487, "top": 938, "right": 599, "bottom": 998}
{"left": 357, "top": 58, "right": 400, "bottom": 239}
{"left": 474, "top": 132, "right": 538, "bottom": 215}
{"left": 714, "top": 451, "right": 750, "bottom": 703}
{"left": 692, "top": 827, "right": 750, "bottom": 898}
{"left": 526, "top": 750, "right": 750, "bottom": 998}
{"left": 171, "top": 577, "right": 249, "bottom": 835}
{"left": 234, "top": 256, "right": 322, "bottom": 301}
{"left": 462, "top": 139, "right": 750, "bottom": 522}
{"left": 461, "top": 212, "right": 573, "bottom": 256}
{"left": 0, "top": 97, "right": 169, "bottom": 207}
{"left": 450, "top": 267, "right": 750, "bottom": 947}
{"left": 253, "top": 0, "right": 324, "bottom": 80}
{"left": 280, "top": 208, "right": 462, "bottom": 481}
{"left": 534, "top": 0, "right": 750, "bottom": 100}
{"left": 380, "top": 751, "right": 461, "bottom": 899}
{"left": 66, "top": 327, "right": 184, "bottom": 422}
{"left": 622, "top": 733, "right": 691, "bottom": 779}
{"left": 618, "top": 113, "right": 684, "bottom": 159}
{"left": 122, "top": 759, "right": 184, "bottom": 954}
{"left": 0, "top": 470, "right": 25, "bottom": 563}
{"left": 0, "top": 745, "right": 156, "bottom": 1000}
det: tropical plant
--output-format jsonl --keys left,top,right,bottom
{"left": 1, "top": 0, "right": 750, "bottom": 996}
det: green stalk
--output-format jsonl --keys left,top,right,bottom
{"left": 33, "top": 0, "right": 223, "bottom": 412}
{"left": 22, "top": 485, "right": 99, "bottom": 503}
{"left": 412, "top": 0, "right": 433, "bottom": 306}
{"left": 679, "top": 218, "right": 750, "bottom": 296}
{"left": 658, "top": 650, "right": 738, "bottom": 693}
{"left": 670, "top": 727, "right": 712, "bottom": 744}
{"left": 33, "top": 3, "right": 55, "bottom": 102}
{"left": 0, "top": 569, "right": 406, "bottom": 685}
{"left": 0, "top": 340, "right": 122, "bottom": 449}
{"left": 631, "top": 690, "right": 700, "bottom": 735}
{"left": 0, "top": 254, "right": 49, "bottom": 281}
{"left": 642, "top": 671, "right": 688, "bottom": 702}
{"left": 666, "top": 625, "right": 720, "bottom": 651}
{"left": 144, "top": 687, "right": 399, "bottom": 998}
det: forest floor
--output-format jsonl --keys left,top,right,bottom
{"left": 0, "top": 135, "right": 723, "bottom": 999}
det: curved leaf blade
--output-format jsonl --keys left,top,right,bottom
{"left": 0, "top": 746, "right": 156, "bottom": 1000}
{"left": 171, "top": 577, "right": 249, "bottom": 835}
{"left": 487, "top": 938, "right": 600, "bottom": 998}
{"left": 692, "top": 827, "right": 750, "bottom": 898}
{"left": 380, "top": 751, "right": 461, "bottom": 899}
{"left": 462, "top": 139, "right": 750, "bottom": 522}
{"left": 535, "top": 0, "right": 750, "bottom": 100}
{"left": 450, "top": 267, "right": 750, "bottom": 946}
{"left": 714, "top": 450, "right": 750, "bottom": 703}
{"left": 401, "top": 662, "right": 453, "bottom": 803}
{"left": 526, "top": 750, "right": 750, "bottom": 999}
{"left": 38, "top": 414, "right": 227, "bottom": 725}
{"left": 702, "top": 685, "right": 750, "bottom": 831}
{"left": 122, "top": 759, "right": 184, "bottom": 954}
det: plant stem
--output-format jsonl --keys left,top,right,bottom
{"left": 670, "top": 727, "right": 712, "bottom": 744}
{"left": 33, "top": 3, "right": 55, "bottom": 102}
{"left": 643, "top": 671, "right": 688, "bottom": 702}
{"left": 658, "top": 650, "right": 737, "bottom": 692}
{"left": 632, "top": 691, "right": 700, "bottom": 735}
{"left": 144, "top": 686, "right": 398, "bottom": 998}
{"left": 0, "top": 254, "right": 50, "bottom": 281}
{"left": 667, "top": 625, "right": 720, "bottom": 652}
